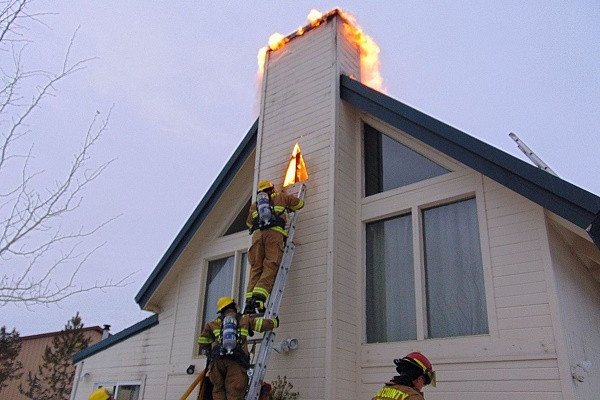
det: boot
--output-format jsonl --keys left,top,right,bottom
{"left": 253, "top": 295, "right": 266, "bottom": 313}
{"left": 243, "top": 298, "right": 256, "bottom": 315}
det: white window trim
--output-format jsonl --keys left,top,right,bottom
{"left": 359, "top": 118, "right": 497, "bottom": 347}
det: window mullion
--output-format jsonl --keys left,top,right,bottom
{"left": 412, "top": 207, "right": 426, "bottom": 341}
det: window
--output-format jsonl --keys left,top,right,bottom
{"left": 423, "top": 199, "right": 488, "bottom": 338}
{"left": 97, "top": 383, "right": 141, "bottom": 400}
{"left": 202, "top": 256, "right": 234, "bottom": 326}
{"left": 224, "top": 199, "right": 251, "bottom": 236}
{"left": 364, "top": 124, "right": 449, "bottom": 196}
{"left": 365, "top": 198, "right": 488, "bottom": 343}
{"left": 366, "top": 214, "right": 416, "bottom": 343}
{"left": 200, "top": 252, "right": 249, "bottom": 328}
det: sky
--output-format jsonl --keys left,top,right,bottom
{"left": 2, "top": 1, "right": 598, "bottom": 336}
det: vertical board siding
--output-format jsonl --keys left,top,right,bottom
{"left": 547, "top": 224, "right": 600, "bottom": 399}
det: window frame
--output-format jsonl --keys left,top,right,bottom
{"left": 358, "top": 116, "right": 496, "bottom": 346}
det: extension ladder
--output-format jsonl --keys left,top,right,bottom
{"left": 245, "top": 183, "right": 306, "bottom": 400}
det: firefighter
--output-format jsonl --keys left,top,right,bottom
{"left": 88, "top": 387, "right": 113, "bottom": 400}
{"left": 244, "top": 179, "right": 304, "bottom": 314}
{"left": 198, "top": 296, "right": 279, "bottom": 400}
{"left": 372, "top": 352, "right": 436, "bottom": 400}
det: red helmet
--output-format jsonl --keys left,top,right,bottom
{"left": 394, "top": 352, "right": 436, "bottom": 387}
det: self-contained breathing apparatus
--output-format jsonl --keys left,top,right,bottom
{"left": 251, "top": 191, "right": 285, "bottom": 233}
{"left": 210, "top": 314, "right": 250, "bottom": 369}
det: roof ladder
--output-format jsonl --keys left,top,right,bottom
{"left": 245, "top": 183, "right": 306, "bottom": 400}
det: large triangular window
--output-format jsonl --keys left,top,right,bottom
{"left": 223, "top": 199, "right": 251, "bottom": 236}
{"left": 364, "top": 124, "right": 450, "bottom": 196}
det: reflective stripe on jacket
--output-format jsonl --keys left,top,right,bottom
{"left": 246, "top": 191, "right": 304, "bottom": 236}
{"left": 372, "top": 383, "right": 424, "bottom": 400}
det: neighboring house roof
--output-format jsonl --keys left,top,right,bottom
{"left": 340, "top": 74, "right": 600, "bottom": 246}
{"left": 134, "top": 75, "right": 600, "bottom": 312}
{"left": 20, "top": 326, "right": 103, "bottom": 341}
{"left": 135, "top": 120, "right": 258, "bottom": 309}
{"left": 73, "top": 314, "right": 158, "bottom": 363}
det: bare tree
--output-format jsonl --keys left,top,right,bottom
{"left": 0, "top": 0, "right": 130, "bottom": 307}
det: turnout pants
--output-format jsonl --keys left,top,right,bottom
{"left": 209, "top": 358, "right": 248, "bottom": 400}
{"left": 246, "top": 229, "right": 285, "bottom": 300}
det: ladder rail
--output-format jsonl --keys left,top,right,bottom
{"left": 245, "top": 183, "right": 305, "bottom": 400}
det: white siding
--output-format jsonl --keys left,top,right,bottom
{"left": 547, "top": 223, "right": 600, "bottom": 400}
{"left": 252, "top": 18, "right": 340, "bottom": 399}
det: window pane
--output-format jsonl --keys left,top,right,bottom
{"left": 423, "top": 198, "right": 488, "bottom": 338}
{"left": 237, "top": 252, "right": 249, "bottom": 306}
{"left": 224, "top": 199, "right": 251, "bottom": 236}
{"left": 202, "top": 256, "right": 234, "bottom": 325}
{"left": 366, "top": 214, "right": 416, "bottom": 343}
{"left": 364, "top": 124, "right": 449, "bottom": 196}
{"left": 116, "top": 385, "right": 140, "bottom": 400}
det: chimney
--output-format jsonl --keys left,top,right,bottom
{"left": 254, "top": 10, "right": 361, "bottom": 400}
{"left": 101, "top": 324, "right": 111, "bottom": 340}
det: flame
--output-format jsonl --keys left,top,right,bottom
{"left": 307, "top": 9, "right": 323, "bottom": 27}
{"left": 339, "top": 10, "right": 385, "bottom": 92}
{"left": 283, "top": 143, "right": 309, "bottom": 187}
{"left": 257, "top": 9, "right": 385, "bottom": 93}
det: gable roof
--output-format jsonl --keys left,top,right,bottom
{"left": 135, "top": 120, "right": 258, "bottom": 309}
{"left": 340, "top": 74, "right": 600, "bottom": 246}
{"left": 135, "top": 76, "right": 600, "bottom": 310}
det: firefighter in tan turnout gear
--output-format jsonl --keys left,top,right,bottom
{"left": 372, "top": 352, "right": 436, "bottom": 400}
{"left": 198, "top": 297, "right": 279, "bottom": 400}
{"left": 244, "top": 179, "right": 304, "bottom": 314}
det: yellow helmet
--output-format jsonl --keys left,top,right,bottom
{"left": 89, "top": 388, "right": 111, "bottom": 400}
{"left": 216, "top": 296, "right": 236, "bottom": 313}
{"left": 257, "top": 180, "right": 274, "bottom": 192}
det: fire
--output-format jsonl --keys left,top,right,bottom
{"left": 257, "top": 9, "right": 385, "bottom": 93}
{"left": 339, "top": 11, "right": 385, "bottom": 93}
{"left": 283, "top": 143, "right": 309, "bottom": 187}
{"left": 307, "top": 9, "right": 323, "bottom": 27}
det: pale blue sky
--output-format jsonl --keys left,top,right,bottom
{"left": 3, "top": 1, "right": 598, "bottom": 335}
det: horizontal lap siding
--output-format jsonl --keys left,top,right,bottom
{"left": 483, "top": 178, "right": 556, "bottom": 348}
{"left": 255, "top": 20, "right": 338, "bottom": 398}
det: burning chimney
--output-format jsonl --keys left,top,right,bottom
{"left": 253, "top": 9, "right": 371, "bottom": 399}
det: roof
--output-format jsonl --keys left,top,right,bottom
{"left": 135, "top": 120, "right": 258, "bottom": 309}
{"left": 340, "top": 74, "right": 600, "bottom": 246}
{"left": 72, "top": 314, "right": 158, "bottom": 363}
{"left": 20, "top": 326, "right": 103, "bottom": 341}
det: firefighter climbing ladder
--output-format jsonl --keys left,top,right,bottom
{"left": 245, "top": 183, "right": 306, "bottom": 400}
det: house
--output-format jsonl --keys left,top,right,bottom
{"left": 70, "top": 10, "right": 600, "bottom": 400}
{"left": 1, "top": 326, "right": 104, "bottom": 400}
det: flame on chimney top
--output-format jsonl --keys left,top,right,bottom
{"left": 257, "top": 8, "right": 385, "bottom": 93}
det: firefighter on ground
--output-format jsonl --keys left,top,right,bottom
{"left": 198, "top": 296, "right": 279, "bottom": 400}
{"left": 372, "top": 352, "right": 436, "bottom": 400}
{"left": 244, "top": 179, "right": 304, "bottom": 314}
